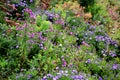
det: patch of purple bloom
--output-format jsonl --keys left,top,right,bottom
{"left": 86, "top": 59, "right": 91, "bottom": 63}
{"left": 112, "top": 64, "right": 119, "bottom": 70}
{"left": 71, "top": 75, "right": 84, "bottom": 80}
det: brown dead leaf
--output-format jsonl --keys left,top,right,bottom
{"left": 5, "top": 19, "right": 20, "bottom": 26}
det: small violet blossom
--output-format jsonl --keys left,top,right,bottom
{"left": 82, "top": 41, "right": 89, "bottom": 46}
{"left": 99, "top": 76, "right": 103, "bottom": 80}
{"left": 86, "top": 59, "right": 91, "bottom": 63}
{"left": 62, "top": 58, "right": 67, "bottom": 67}
{"left": 112, "top": 64, "right": 119, "bottom": 70}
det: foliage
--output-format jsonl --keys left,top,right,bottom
{"left": 78, "top": 0, "right": 95, "bottom": 8}
{"left": 0, "top": 0, "right": 120, "bottom": 80}
{"left": 0, "top": 11, "right": 6, "bottom": 24}
{"left": 112, "top": 28, "right": 120, "bottom": 43}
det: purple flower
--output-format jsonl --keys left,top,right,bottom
{"left": 109, "top": 52, "right": 116, "bottom": 57}
{"left": 99, "top": 76, "right": 102, "bottom": 80}
{"left": 30, "top": 14, "right": 36, "bottom": 19}
{"left": 53, "top": 75, "right": 61, "bottom": 80}
{"left": 69, "top": 32, "right": 73, "bottom": 35}
{"left": 28, "top": 33, "right": 35, "bottom": 38}
{"left": 28, "top": 40, "right": 34, "bottom": 44}
{"left": 72, "top": 70, "right": 78, "bottom": 74}
{"left": 112, "top": 64, "right": 119, "bottom": 70}
{"left": 82, "top": 41, "right": 89, "bottom": 46}
{"left": 30, "top": 0, "right": 33, "bottom": 2}
{"left": 19, "top": 2, "right": 27, "bottom": 7}
{"left": 86, "top": 59, "right": 91, "bottom": 63}
{"left": 42, "top": 76, "right": 47, "bottom": 80}
{"left": 22, "top": 23, "right": 27, "bottom": 28}
{"left": 89, "top": 25, "right": 96, "bottom": 29}
{"left": 16, "top": 45, "right": 19, "bottom": 48}
{"left": 56, "top": 67, "right": 59, "bottom": 70}
{"left": 71, "top": 75, "right": 84, "bottom": 80}
{"left": 62, "top": 59, "right": 67, "bottom": 67}
{"left": 47, "top": 74, "right": 53, "bottom": 78}
{"left": 39, "top": 32, "right": 44, "bottom": 40}
{"left": 39, "top": 43, "right": 43, "bottom": 47}
{"left": 24, "top": 8, "right": 36, "bottom": 19}
{"left": 27, "top": 74, "right": 32, "bottom": 79}
{"left": 24, "top": 8, "right": 29, "bottom": 12}
{"left": 16, "top": 27, "right": 22, "bottom": 30}
{"left": 55, "top": 19, "right": 64, "bottom": 25}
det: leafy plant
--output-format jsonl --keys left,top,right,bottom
{"left": 78, "top": 0, "right": 95, "bottom": 8}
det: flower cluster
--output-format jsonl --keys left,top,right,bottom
{"left": 112, "top": 64, "right": 119, "bottom": 70}
{"left": 41, "top": 70, "right": 86, "bottom": 80}
{"left": 24, "top": 8, "right": 36, "bottom": 19}
{"left": 5, "top": 0, "right": 34, "bottom": 21}
{"left": 95, "top": 35, "right": 118, "bottom": 47}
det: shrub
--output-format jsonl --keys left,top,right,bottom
{"left": 78, "top": 0, "right": 95, "bottom": 8}
{"left": 0, "top": 11, "right": 6, "bottom": 24}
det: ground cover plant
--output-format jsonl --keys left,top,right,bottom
{"left": 0, "top": 0, "right": 120, "bottom": 80}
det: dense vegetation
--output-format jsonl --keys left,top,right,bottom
{"left": 0, "top": 0, "right": 120, "bottom": 80}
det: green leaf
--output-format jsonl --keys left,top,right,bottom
{"left": 40, "top": 21, "right": 51, "bottom": 31}
{"left": 36, "top": 21, "right": 52, "bottom": 32}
